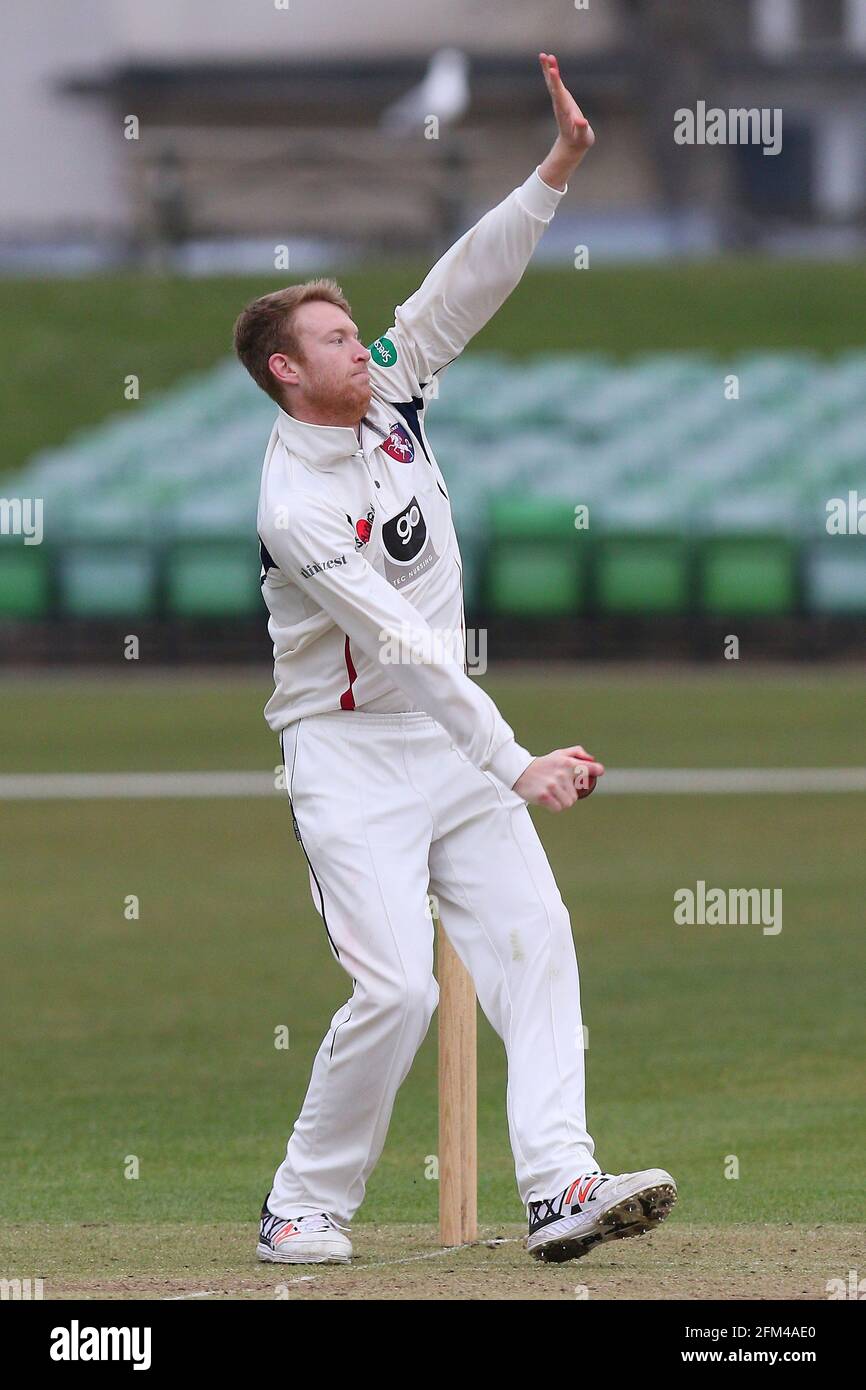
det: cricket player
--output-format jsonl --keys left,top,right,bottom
{"left": 234, "top": 53, "right": 677, "bottom": 1264}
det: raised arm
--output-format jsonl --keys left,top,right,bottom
{"left": 536, "top": 52, "right": 596, "bottom": 191}
{"left": 367, "top": 52, "right": 595, "bottom": 402}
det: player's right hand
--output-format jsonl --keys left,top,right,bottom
{"left": 512, "top": 745, "right": 605, "bottom": 811}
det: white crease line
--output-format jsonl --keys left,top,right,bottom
{"left": 163, "top": 1277, "right": 317, "bottom": 1300}
{"left": 158, "top": 1239, "right": 518, "bottom": 1297}
{"left": 163, "top": 1290, "right": 221, "bottom": 1300}
{"left": 2, "top": 768, "right": 866, "bottom": 800}
{"left": 355, "top": 1238, "right": 519, "bottom": 1270}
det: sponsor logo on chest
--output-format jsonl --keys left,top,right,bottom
{"left": 380, "top": 494, "right": 438, "bottom": 589}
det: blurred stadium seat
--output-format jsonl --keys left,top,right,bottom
{"left": 4, "top": 351, "right": 865, "bottom": 622}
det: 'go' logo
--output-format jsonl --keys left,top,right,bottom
{"left": 396, "top": 504, "right": 420, "bottom": 546}
{"left": 382, "top": 496, "right": 427, "bottom": 562}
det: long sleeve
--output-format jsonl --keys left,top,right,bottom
{"left": 367, "top": 167, "right": 567, "bottom": 402}
{"left": 260, "top": 493, "right": 534, "bottom": 790}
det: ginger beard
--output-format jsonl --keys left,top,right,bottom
{"left": 291, "top": 350, "right": 372, "bottom": 426}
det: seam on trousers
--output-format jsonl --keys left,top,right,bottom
{"left": 284, "top": 725, "right": 341, "bottom": 962}
{"left": 399, "top": 723, "right": 438, "bottom": 844}
{"left": 329, "top": 1003, "right": 353, "bottom": 1060}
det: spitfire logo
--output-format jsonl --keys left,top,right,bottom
{"left": 381, "top": 422, "right": 415, "bottom": 464}
{"left": 355, "top": 506, "right": 375, "bottom": 548}
{"left": 348, "top": 505, "right": 375, "bottom": 549}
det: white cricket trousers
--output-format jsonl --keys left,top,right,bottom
{"left": 268, "top": 709, "right": 597, "bottom": 1224}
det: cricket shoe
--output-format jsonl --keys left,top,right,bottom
{"left": 257, "top": 1198, "right": 352, "bottom": 1264}
{"left": 526, "top": 1168, "right": 677, "bottom": 1262}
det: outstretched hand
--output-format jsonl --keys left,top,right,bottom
{"left": 539, "top": 52, "right": 595, "bottom": 156}
{"left": 513, "top": 745, "right": 605, "bottom": 812}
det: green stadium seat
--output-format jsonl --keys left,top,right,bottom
{"left": 486, "top": 496, "right": 583, "bottom": 616}
{"left": 595, "top": 484, "right": 689, "bottom": 532}
{"left": 728, "top": 353, "right": 817, "bottom": 409}
{"left": 700, "top": 489, "right": 800, "bottom": 534}
{"left": 64, "top": 495, "right": 153, "bottom": 542}
{"left": 487, "top": 544, "right": 581, "bottom": 616}
{"left": 59, "top": 547, "right": 157, "bottom": 617}
{"left": 699, "top": 535, "right": 799, "bottom": 615}
{"left": 165, "top": 541, "right": 261, "bottom": 617}
{"left": 595, "top": 535, "right": 692, "bottom": 614}
{"left": 169, "top": 490, "right": 256, "bottom": 537}
{"left": 432, "top": 356, "right": 508, "bottom": 425}
{"left": 0, "top": 546, "right": 50, "bottom": 618}
{"left": 805, "top": 540, "right": 866, "bottom": 613}
{"left": 489, "top": 496, "right": 578, "bottom": 541}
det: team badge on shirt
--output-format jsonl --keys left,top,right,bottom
{"left": 380, "top": 422, "right": 415, "bottom": 463}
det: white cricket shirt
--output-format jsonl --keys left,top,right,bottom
{"left": 256, "top": 166, "right": 566, "bottom": 791}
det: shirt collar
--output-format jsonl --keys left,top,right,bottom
{"left": 276, "top": 406, "right": 363, "bottom": 469}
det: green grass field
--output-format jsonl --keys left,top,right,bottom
{"left": 2, "top": 259, "right": 865, "bottom": 475}
{"left": 0, "top": 667, "right": 863, "bottom": 1298}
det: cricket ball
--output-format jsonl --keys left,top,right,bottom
{"left": 574, "top": 768, "right": 598, "bottom": 800}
